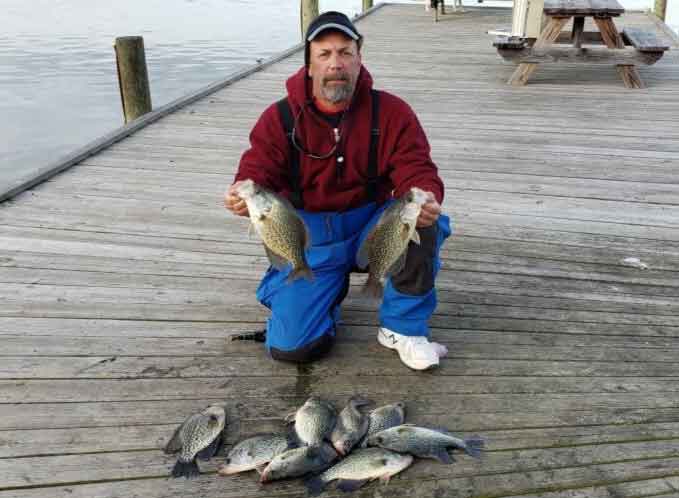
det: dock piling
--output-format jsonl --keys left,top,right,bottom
{"left": 300, "top": 0, "right": 319, "bottom": 39}
{"left": 114, "top": 36, "right": 153, "bottom": 124}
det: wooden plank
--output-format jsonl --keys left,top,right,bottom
{"left": 543, "top": 0, "right": 625, "bottom": 16}
{"left": 623, "top": 27, "right": 671, "bottom": 51}
{"left": 498, "top": 46, "right": 665, "bottom": 65}
{"left": 3, "top": 397, "right": 679, "bottom": 433}
{"left": 0, "top": 442, "right": 678, "bottom": 491}
{"left": 3, "top": 376, "right": 679, "bottom": 404}
{"left": 3, "top": 331, "right": 679, "bottom": 364}
{"left": 4, "top": 354, "right": 679, "bottom": 380}
{"left": 4, "top": 420, "right": 678, "bottom": 459}
{"left": 1, "top": 459, "right": 678, "bottom": 498}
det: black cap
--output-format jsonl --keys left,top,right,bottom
{"left": 304, "top": 11, "right": 362, "bottom": 66}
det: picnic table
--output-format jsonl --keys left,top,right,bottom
{"left": 493, "top": 0, "right": 670, "bottom": 88}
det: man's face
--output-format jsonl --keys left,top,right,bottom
{"left": 308, "top": 31, "right": 362, "bottom": 106}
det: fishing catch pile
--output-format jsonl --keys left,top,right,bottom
{"left": 166, "top": 397, "right": 485, "bottom": 495}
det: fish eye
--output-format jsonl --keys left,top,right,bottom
{"left": 376, "top": 437, "right": 383, "bottom": 444}
{"left": 225, "top": 458, "right": 231, "bottom": 464}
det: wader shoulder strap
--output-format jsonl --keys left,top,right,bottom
{"left": 276, "top": 97, "right": 303, "bottom": 209}
{"left": 366, "top": 89, "right": 380, "bottom": 203}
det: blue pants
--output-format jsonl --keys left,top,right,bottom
{"left": 256, "top": 202, "right": 452, "bottom": 362}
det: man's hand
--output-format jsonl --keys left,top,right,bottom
{"left": 224, "top": 181, "right": 249, "bottom": 217}
{"left": 416, "top": 191, "right": 441, "bottom": 228}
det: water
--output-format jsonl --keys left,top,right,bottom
{"left": 1, "top": 0, "right": 673, "bottom": 190}
{"left": 0, "top": 0, "right": 362, "bottom": 188}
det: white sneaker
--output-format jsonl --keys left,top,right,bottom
{"left": 378, "top": 327, "right": 448, "bottom": 370}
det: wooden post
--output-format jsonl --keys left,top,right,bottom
{"left": 301, "top": 0, "right": 319, "bottom": 39}
{"left": 654, "top": 0, "right": 667, "bottom": 20}
{"left": 363, "top": 0, "right": 373, "bottom": 12}
{"left": 114, "top": 36, "right": 152, "bottom": 124}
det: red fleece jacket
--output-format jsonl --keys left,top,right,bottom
{"left": 234, "top": 65, "right": 444, "bottom": 212}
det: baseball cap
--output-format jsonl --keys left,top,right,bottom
{"left": 304, "top": 11, "right": 362, "bottom": 65}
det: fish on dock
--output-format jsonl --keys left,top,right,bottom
{"left": 330, "top": 396, "right": 372, "bottom": 456}
{"left": 287, "top": 396, "right": 337, "bottom": 447}
{"left": 260, "top": 443, "right": 338, "bottom": 483}
{"left": 305, "top": 447, "right": 413, "bottom": 496}
{"left": 163, "top": 404, "right": 226, "bottom": 478}
{"left": 359, "top": 401, "right": 406, "bottom": 448}
{"left": 367, "top": 424, "right": 485, "bottom": 464}
{"left": 217, "top": 433, "right": 292, "bottom": 476}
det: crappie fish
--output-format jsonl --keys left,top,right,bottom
{"left": 359, "top": 401, "right": 406, "bottom": 448}
{"left": 357, "top": 187, "right": 428, "bottom": 297}
{"left": 260, "top": 443, "right": 337, "bottom": 483}
{"left": 330, "top": 396, "right": 371, "bottom": 455}
{"left": 305, "top": 447, "right": 413, "bottom": 496}
{"left": 163, "top": 405, "right": 226, "bottom": 478}
{"left": 367, "top": 424, "right": 484, "bottom": 464}
{"left": 217, "top": 433, "right": 291, "bottom": 476}
{"left": 287, "top": 396, "right": 337, "bottom": 447}
{"left": 234, "top": 179, "right": 313, "bottom": 282}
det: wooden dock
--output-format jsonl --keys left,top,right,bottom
{"left": 2, "top": 4, "right": 679, "bottom": 497}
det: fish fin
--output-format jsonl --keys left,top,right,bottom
{"left": 362, "top": 273, "right": 383, "bottom": 299}
{"left": 349, "top": 396, "right": 373, "bottom": 409}
{"left": 356, "top": 232, "right": 374, "bottom": 270}
{"left": 385, "top": 249, "right": 408, "bottom": 279}
{"left": 464, "top": 435, "right": 486, "bottom": 459}
{"left": 285, "top": 423, "right": 302, "bottom": 449}
{"left": 379, "top": 473, "right": 393, "bottom": 484}
{"left": 171, "top": 458, "right": 201, "bottom": 479}
{"left": 254, "top": 464, "right": 267, "bottom": 475}
{"left": 305, "top": 476, "right": 326, "bottom": 497}
{"left": 264, "top": 246, "right": 289, "bottom": 270}
{"left": 400, "top": 224, "right": 410, "bottom": 241}
{"left": 431, "top": 448, "right": 455, "bottom": 464}
{"left": 410, "top": 227, "right": 421, "bottom": 245}
{"left": 248, "top": 222, "right": 255, "bottom": 239}
{"left": 336, "top": 479, "right": 369, "bottom": 492}
{"left": 287, "top": 264, "right": 314, "bottom": 283}
{"left": 196, "top": 432, "right": 222, "bottom": 461}
{"left": 163, "top": 424, "right": 184, "bottom": 454}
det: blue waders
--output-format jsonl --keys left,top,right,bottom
{"left": 256, "top": 202, "right": 451, "bottom": 362}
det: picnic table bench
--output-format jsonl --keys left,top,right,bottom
{"left": 493, "top": 0, "right": 670, "bottom": 88}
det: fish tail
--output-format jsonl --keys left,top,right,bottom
{"left": 362, "top": 274, "right": 383, "bottom": 298}
{"left": 463, "top": 435, "right": 485, "bottom": 459}
{"left": 304, "top": 475, "right": 326, "bottom": 496}
{"left": 171, "top": 458, "right": 201, "bottom": 479}
{"left": 287, "top": 264, "right": 314, "bottom": 283}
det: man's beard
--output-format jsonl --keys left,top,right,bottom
{"left": 321, "top": 74, "right": 355, "bottom": 104}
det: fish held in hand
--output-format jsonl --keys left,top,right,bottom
{"left": 217, "top": 433, "right": 291, "bottom": 476}
{"left": 357, "top": 187, "right": 428, "bottom": 297}
{"left": 330, "top": 396, "right": 372, "bottom": 456}
{"left": 305, "top": 447, "right": 413, "bottom": 496}
{"left": 367, "top": 424, "right": 485, "bottom": 464}
{"left": 234, "top": 179, "right": 313, "bottom": 282}
{"left": 164, "top": 404, "right": 226, "bottom": 479}
{"left": 260, "top": 443, "right": 338, "bottom": 483}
